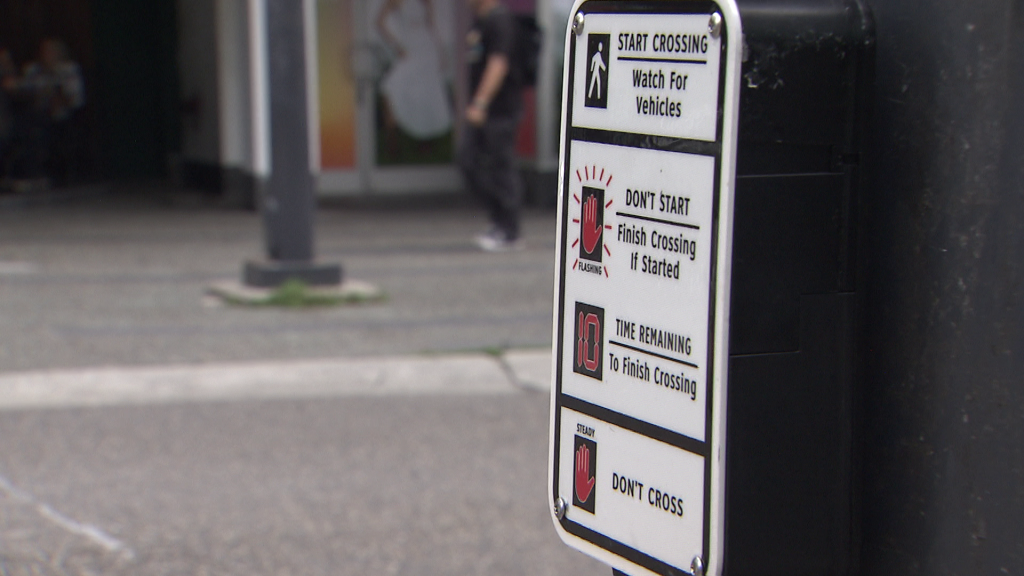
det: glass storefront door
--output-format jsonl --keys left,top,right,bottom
{"left": 316, "top": 0, "right": 463, "bottom": 196}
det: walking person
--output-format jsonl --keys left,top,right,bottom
{"left": 459, "top": 0, "right": 524, "bottom": 252}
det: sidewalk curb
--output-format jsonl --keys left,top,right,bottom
{"left": 0, "top": 350, "right": 553, "bottom": 411}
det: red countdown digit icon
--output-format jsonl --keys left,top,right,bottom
{"left": 573, "top": 303, "right": 604, "bottom": 380}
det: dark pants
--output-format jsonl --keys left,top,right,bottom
{"left": 48, "top": 114, "right": 81, "bottom": 185}
{"left": 0, "top": 93, "right": 14, "bottom": 179}
{"left": 458, "top": 115, "right": 522, "bottom": 240}
{"left": 9, "top": 107, "right": 48, "bottom": 180}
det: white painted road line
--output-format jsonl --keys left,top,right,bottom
{"left": 0, "top": 354, "right": 529, "bottom": 411}
{"left": 0, "top": 472, "right": 134, "bottom": 560}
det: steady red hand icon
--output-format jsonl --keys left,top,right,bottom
{"left": 575, "top": 444, "right": 596, "bottom": 503}
{"left": 581, "top": 195, "right": 603, "bottom": 255}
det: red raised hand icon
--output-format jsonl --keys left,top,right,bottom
{"left": 581, "top": 195, "right": 603, "bottom": 255}
{"left": 575, "top": 444, "right": 596, "bottom": 503}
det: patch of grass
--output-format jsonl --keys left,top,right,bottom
{"left": 265, "top": 280, "right": 339, "bottom": 307}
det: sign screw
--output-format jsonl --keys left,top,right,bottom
{"left": 554, "top": 497, "right": 568, "bottom": 520}
{"left": 691, "top": 556, "right": 705, "bottom": 576}
{"left": 708, "top": 12, "right": 723, "bottom": 39}
{"left": 573, "top": 12, "right": 586, "bottom": 36}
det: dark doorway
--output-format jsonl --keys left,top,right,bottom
{"left": 0, "top": 0, "right": 180, "bottom": 182}
{"left": 92, "top": 0, "right": 180, "bottom": 179}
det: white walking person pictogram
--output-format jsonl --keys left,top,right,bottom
{"left": 588, "top": 42, "right": 607, "bottom": 99}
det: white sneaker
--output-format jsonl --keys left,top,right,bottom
{"left": 475, "top": 230, "right": 523, "bottom": 252}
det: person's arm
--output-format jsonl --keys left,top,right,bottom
{"left": 57, "top": 64, "right": 84, "bottom": 110}
{"left": 466, "top": 53, "right": 509, "bottom": 125}
{"left": 376, "top": 0, "right": 405, "bottom": 57}
{"left": 423, "top": 0, "right": 447, "bottom": 70}
{"left": 11, "top": 64, "right": 39, "bottom": 100}
{"left": 0, "top": 50, "right": 16, "bottom": 90}
{"left": 0, "top": 73, "right": 16, "bottom": 93}
{"left": 466, "top": 12, "right": 514, "bottom": 126}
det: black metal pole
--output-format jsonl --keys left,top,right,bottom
{"left": 861, "top": 0, "right": 1024, "bottom": 573}
{"left": 244, "top": 0, "right": 341, "bottom": 287}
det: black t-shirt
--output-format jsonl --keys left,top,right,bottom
{"left": 467, "top": 4, "right": 521, "bottom": 119}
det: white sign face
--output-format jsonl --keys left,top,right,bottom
{"left": 557, "top": 409, "right": 706, "bottom": 570}
{"left": 558, "top": 142, "right": 715, "bottom": 443}
{"left": 549, "top": 2, "right": 742, "bottom": 576}
{"left": 571, "top": 13, "right": 723, "bottom": 141}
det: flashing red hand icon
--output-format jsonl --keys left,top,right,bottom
{"left": 575, "top": 444, "right": 596, "bottom": 503}
{"left": 581, "top": 195, "right": 603, "bottom": 255}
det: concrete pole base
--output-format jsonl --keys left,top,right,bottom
{"left": 243, "top": 260, "right": 343, "bottom": 288}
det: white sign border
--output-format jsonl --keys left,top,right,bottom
{"left": 548, "top": 1, "right": 742, "bottom": 576}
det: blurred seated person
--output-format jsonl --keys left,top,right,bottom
{"left": 17, "top": 38, "right": 85, "bottom": 185}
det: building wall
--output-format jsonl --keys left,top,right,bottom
{"left": 216, "top": 0, "right": 254, "bottom": 172}
{"left": 177, "top": 0, "right": 221, "bottom": 165}
{"left": 174, "top": 0, "right": 261, "bottom": 200}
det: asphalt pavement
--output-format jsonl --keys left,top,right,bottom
{"left": 0, "top": 189, "right": 558, "bottom": 371}
{"left": 0, "top": 188, "right": 609, "bottom": 576}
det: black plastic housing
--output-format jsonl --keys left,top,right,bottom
{"left": 725, "top": 1, "right": 873, "bottom": 575}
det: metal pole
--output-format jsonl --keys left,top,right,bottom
{"left": 244, "top": 0, "right": 341, "bottom": 287}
